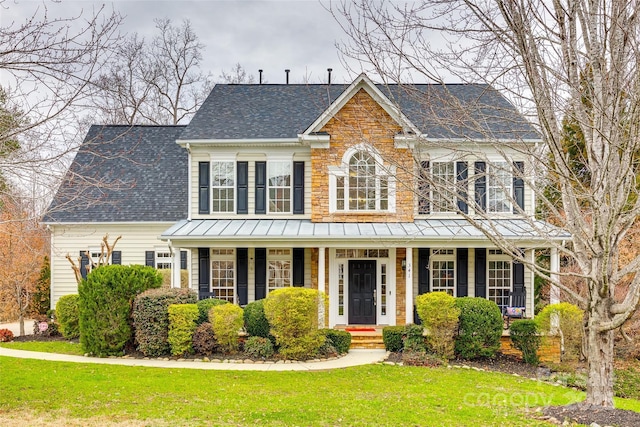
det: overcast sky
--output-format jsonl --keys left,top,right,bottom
{"left": 3, "top": 0, "right": 361, "bottom": 84}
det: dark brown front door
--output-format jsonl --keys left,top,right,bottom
{"left": 348, "top": 260, "right": 376, "bottom": 324}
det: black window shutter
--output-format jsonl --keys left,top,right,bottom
{"left": 292, "top": 248, "right": 304, "bottom": 286}
{"left": 237, "top": 248, "right": 248, "bottom": 305}
{"left": 180, "top": 251, "right": 187, "bottom": 270}
{"left": 80, "top": 251, "right": 89, "bottom": 279}
{"left": 513, "top": 161, "right": 525, "bottom": 213}
{"left": 513, "top": 249, "right": 525, "bottom": 295}
{"left": 418, "top": 161, "right": 430, "bottom": 214}
{"left": 293, "top": 161, "right": 305, "bottom": 214}
{"left": 255, "top": 161, "right": 266, "bottom": 214}
{"left": 474, "top": 162, "right": 486, "bottom": 213}
{"left": 255, "top": 248, "right": 267, "bottom": 300}
{"left": 456, "top": 161, "right": 468, "bottom": 214}
{"left": 199, "top": 162, "right": 210, "bottom": 214}
{"left": 456, "top": 248, "right": 468, "bottom": 297}
{"left": 475, "top": 248, "right": 487, "bottom": 298}
{"left": 418, "top": 248, "right": 430, "bottom": 294}
{"left": 237, "top": 161, "right": 248, "bottom": 214}
{"left": 198, "top": 248, "right": 210, "bottom": 299}
{"left": 145, "top": 251, "right": 155, "bottom": 267}
{"left": 111, "top": 251, "right": 122, "bottom": 265}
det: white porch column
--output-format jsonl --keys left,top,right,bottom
{"left": 405, "top": 247, "right": 413, "bottom": 324}
{"left": 318, "top": 247, "right": 326, "bottom": 328}
{"left": 550, "top": 247, "right": 560, "bottom": 304}
{"left": 172, "top": 248, "right": 181, "bottom": 289}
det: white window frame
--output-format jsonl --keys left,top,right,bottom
{"left": 431, "top": 161, "right": 456, "bottom": 213}
{"left": 431, "top": 249, "right": 456, "bottom": 295}
{"left": 211, "top": 161, "right": 236, "bottom": 213}
{"left": 487, "top": 249, "right": 511, "bottom": 310}
{"left": 267, "top": 160, "right": 292, "bottom": 214}
{"left": 488, "top": 162, "right": 512, "bottom": 214}
{"left": 155, "top": 249, "right": 172, "bottom": 270}
{"left": 211, "top": 249, "right": 235, "bottom": 303}
{"left": 267, "top": 248, "right": 292, "bottom": 293}
{"left": 329, "top": 144, "right": 395, "bottom": 213}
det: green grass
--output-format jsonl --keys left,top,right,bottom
{"left": 2, "top": 356, "right": 639, "bottom": 426}
{"left": 0, "top": 340, "right": 83, "bottom": 356}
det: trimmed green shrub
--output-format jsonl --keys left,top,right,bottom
{"left": 535, "top": 302, "right": 583, "bottom": 361}
{"left": 263, "top": 287, "right": 326, "bottom": 360}
{"left": 403, "top": 324, "right": 426, "bottom": 353}
{"left": 78, "top": 265, "right": 162, "bottom": 356}
{"left": 454, "top": 297, "right": 503, "bottom": 359}
{"left": 192, "top": 322, "right": 217, "bottom": 355}
{"left": 132, "top": 288, "right": 197, "bottom": 357}
{"left": 323, "top": 329, "right": 352, "bottom": 354}
{"left": 210, "top": 303, "right": 244, "bottom": 353}
{"left": 244, "top": 299, "right": 271, "bottom": 338}
{"left": 167, "top": 303, "right": 199, "bottom": 356}
{"left": 56, "top": 294, "right": 80, "bottom": 339}
{"left": 196, "top": 298, "right": 228, "bottom": 325}
{"left": 416, "top": 292, "right": 460, "bottom": 360}
{"left": 383, "top": 326, "right": 404, "bottom": 352}
{"left": 244, "top": 336, "right": 274, "bottom": 359}
{"left": 509, "top": 319, "right": 541, "bottom": 365}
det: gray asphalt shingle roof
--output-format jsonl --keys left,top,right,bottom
{"left": 44, "top": 125, "right": 187, "bottom": 223}
{"left": 178, "top": 83, "right": 540, "bottom": 141}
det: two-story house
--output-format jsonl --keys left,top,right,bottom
{"left": 45, "top": 74, "right": 566, "bottom": 327}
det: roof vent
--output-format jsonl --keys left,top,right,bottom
{"left": 259, "top": 69, "right": 263, "bottom": 85}
{"left": 285, "top": 69, "right": 290, "bottom": 84}
{"left": 327, "top": 68, "right": 333, "bottom": 85}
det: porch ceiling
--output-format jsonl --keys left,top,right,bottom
{"left": 161, "top": 218, "right": 569, "bottom": 247}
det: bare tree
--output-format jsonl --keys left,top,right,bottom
{"left": 92, "top": 18, "right": 212, "bottom": 125}
{"left": 219, "top": 63, "right": 257, "bottom": 84}
{"left": 331, "top": 0, "right": 640, "bottom": 408}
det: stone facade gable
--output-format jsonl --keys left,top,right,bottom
{"left": 311, "top": 89, "right": 415, "bottom": 223}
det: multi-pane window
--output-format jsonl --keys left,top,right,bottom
{"left": 268, "top": 161, "right": 291, "bottom": 213}
{"left": 488, "top": 162, "right": 512, "bottom": 213}
{"left": 488, "top": 249, "right": 511, "bottom": 309}
{"left": 380, "top": 263, "right": 387, "bottom": 315}
{"left": 155, "top": 251, "right": 172, "bottom": 269}
{"left": 431, "top": 249, "right": 455, "bottom": 295}
{"left": 211, "top": 249, "right": 235, "bottom": 303}
{"left": 268, "top": 249, "right": 291, "bottom": 293}
{"left": 432, "top": 162, "right": 455, "bottom": 213}
{"left": 212, "top": 161, "right": 235, "bottom": 213}
{"left": 334, "top": 150, "right": 391, "bottom": 212}
{"left": 338, "top": 263, "right": 345, "bottom": 316}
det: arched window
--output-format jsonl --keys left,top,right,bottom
{"left": 330, "top": 146, "right": 394, "bottom": 212}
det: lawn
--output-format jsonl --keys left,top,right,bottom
{"left": 2, "top": 355, "right": 639, "bottom": 426}
{"left": 0, "top": 340, "right": 83, "bottom": 356}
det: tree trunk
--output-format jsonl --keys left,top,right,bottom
{"left": 584, "top": 325, "right": 615, "bottom": 407}
{"left": 18, "top": 312, "right": 25, "bottom": 336}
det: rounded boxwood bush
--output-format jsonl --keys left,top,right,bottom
{"left": 56, "top": 294, "right": 80, "bottom": 339}
{"left": 535, "top": 302, "right": 583, "bottom": 361}
{"left": 509, "top": 319, "right": 540, "bottom": 365}
{"left": 196, "top": 298, "right": 228, "bottom": 325}
{"left": 323, "top": 329, "right": 352, "bottom": 354}
{"left": 78, "top": 265, "right": 162, "bottom": 356}
{"left": 132, "top": 288, "right": 197, "bottom": 357}
{"left": 383, "top": 326, "right": 405, "bottom": 352}
{"left": 210, "top": 303, "right": 244, "bottom": 353}
{"left": 416, "top": 291, "right": 460, "bottom": 360}
{"left": 263, "top": 287, "right": 326, "bottom": 360}
{"left": 454, "top": 297, "right": 503, "bottom": 359}
{"left": 403, "top": 324, "right": 426, "bottom": 353}
{"left": 244, "top": 299, "right": 271, "bottom": 338}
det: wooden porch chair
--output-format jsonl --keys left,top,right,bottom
{"left": 503, "top": 290, "right": 526, "bottom": 329}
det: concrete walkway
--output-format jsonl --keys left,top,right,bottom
{"left": 1, "top": 319, "right": 35, "bottom": 336}
{"left": 0, "top": 346, "right": 389, "bottom": 371}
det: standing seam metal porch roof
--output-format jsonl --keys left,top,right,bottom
{"left": 161, "top": 218, "right": 569, "bottom": 244}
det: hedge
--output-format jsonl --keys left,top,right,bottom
{"left": 78, "top": 265, "right": 162, "bottom": 356}
{"left": 56, "top": 294, "right": 80, "bottom": 339}
{"left": 535, "top": 302, "right": 583, "bottom": 361}
{"left": 454, "top": 297, "right": 503, "bottom": 359}
{"left": 132, "top": 288, "right": 197, "bottom": 357}
{"left": 263, "top": 287, "right": 325, "bottom": 360}
{"left": 210, "top": 303, "right": 244, "bottom": 353}
{"left": 416, "top": 292, "right": 460, "bottom": 360}
{"left": 196, "top": 298, "right": 228, "bottom": 325}
{"left": 323, "top": 329, "right": 352, "bottom": 354}
{"left": 167, "top": 303, "right": 199, "bottom": 356}
{"left": 243, "top": 299, "right": 271, "bottom": 338}
{"left": 510, "top": 319, "right": 540, "bottom": 365}
{"left": 382, "top": 326, "right": 405, "bottom": 352}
